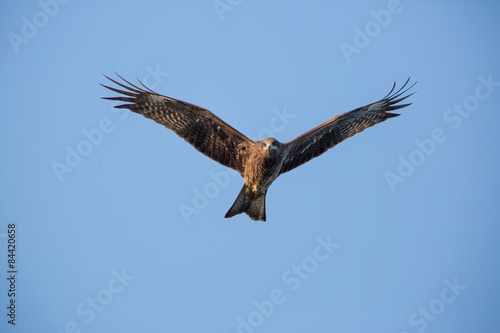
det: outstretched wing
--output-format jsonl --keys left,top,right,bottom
{"left": 101, "top": 74, "right": 253, "bottom": 173}
{"left": 280, "top": 79, "right": 416, "bottom": 174}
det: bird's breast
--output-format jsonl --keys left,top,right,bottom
{"left": 243, "top": 153, "right": 283, "bottom": 190}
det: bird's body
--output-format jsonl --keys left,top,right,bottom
{"left": 244, "top": 138, "right": 284, "bottom": 191}
{"left": 102, "top": 75, "right": 415, "bottom": 221}
{"left": 224, "top": 138, "right": 285, "bottom": 221}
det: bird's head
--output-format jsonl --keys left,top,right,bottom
{"left": 262, "top": 138, "right": 282, "bottom": 154}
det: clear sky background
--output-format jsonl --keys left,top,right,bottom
{"left": 1, "top": 1, "right": 499, "bottom": 332}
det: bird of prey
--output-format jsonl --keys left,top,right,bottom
{"left": 102, "top": 75, "right": 415, "bottom": 221}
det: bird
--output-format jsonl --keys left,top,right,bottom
{"left": 102, "top": 74, "right": 415, "bottom": 221}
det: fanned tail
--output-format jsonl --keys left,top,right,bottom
{"left": 225, "top": 185, "right": 267, "bottom": 222}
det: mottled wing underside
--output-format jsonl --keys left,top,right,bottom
{"left": 280, "top": 79, "right": 416, "bottom": 174}
{"left": 101, "top": 74, "right": 253, "bottom": 173}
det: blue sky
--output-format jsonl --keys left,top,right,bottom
{"left": 1, "top": 1, "right": 499, "bottom": 332}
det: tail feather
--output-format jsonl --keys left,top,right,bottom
{"left": 225, "top": 185, "right": 267, "bottom": 222}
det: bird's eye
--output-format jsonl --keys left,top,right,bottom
{"left": 272, "top": 141, "right": 277, "bottom": 146}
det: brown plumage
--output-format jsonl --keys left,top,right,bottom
{"left": 102, "top": 75, "right": 416, "bottom": 221}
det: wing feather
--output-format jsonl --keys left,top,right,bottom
{"left": 280, "top": 79, "right": 416, "bottom": 174}
{"left": 101, "top": 74, "right": 253, "bottom": 173}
